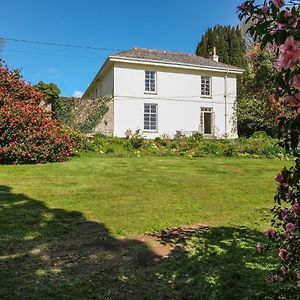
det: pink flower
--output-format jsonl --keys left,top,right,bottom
{"left": 297, "top": 273, "right": 300, "bottom": 279}
{"left": 284, "top": 10, "right": 292, "bottom": 17}
{"left": 290, "top": 74, "right": 300, "bottom": 89}
{"left": 276, "top": 36, "right": 300, "bottom": 70}
{"left": 286, "top": 222, "right": 296, "bottom": 232}
{"left": 262, "top": 3, "right": 268, "bottom": 17}
{"left": 272, "top": 0, "right": 285, "bottom": 8}
{"left": 281, "top": 266, "right": 289, "bottom": 274}
{"left": 265, "top": 229, "right": 277, "bottom": 239}
{"left": 285, "top": 93, "right": 300, "bottom": 106}
{"left": 266, "top": 274, "right": 283, "bottom": 283}
{"left": 238, "top": 2, "right": 248, "bottom": 11}
{"left": 275, "top": 173, "right": 284, "bottom": 182}
{"left": 292, "top": 203, "right": 300, "bottom": 214}
{"left": 279, "top": 248, "right": 288, "bottom": 260}
{"left": 257, "top": 242, "right": 263, "bottom": 253}
{"left": 289, "top": 18, "right": 298, "bottom": 28}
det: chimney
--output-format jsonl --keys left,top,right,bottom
{"left": 212, "top": 47, "right": 219, "bottom": 62}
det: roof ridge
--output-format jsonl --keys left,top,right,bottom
{"left": 131, "top": 48, "right": 197, "bottom": 56}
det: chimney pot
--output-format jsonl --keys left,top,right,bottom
{"left": 212, "top": 46, "right": 219, "bottom": 62}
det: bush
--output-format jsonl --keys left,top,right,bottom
{"left": 125, "top": 129, "right": 144, "bottom": 150}
{"left": 0, "top": 64, "right": 74, "bottom": 164}
{"left": 250, "top": 131, "right": 271, "bottom": 140}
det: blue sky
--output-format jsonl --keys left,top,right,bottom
{"left": 0, "top": 0, "right": 243, "bottom": 96}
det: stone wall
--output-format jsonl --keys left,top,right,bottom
{"left": 54, "top": 96, "right": 113, "bottom": 135}
{"left": 93, "top": 99, "right": 114, "bottom": 136}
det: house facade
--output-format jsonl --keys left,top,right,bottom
{"left": 83, "top": 48, "right": 244, "bottom": 139}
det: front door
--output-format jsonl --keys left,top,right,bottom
{"left": 204, "top": 112, "right": 212, "bottom": 135}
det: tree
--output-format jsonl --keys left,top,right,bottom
{"left": 0, "top": 63, "right": 74, "bottom": 164}
{"left": 238, "top": 1, "right": 300, "bottom": 297}
{"left": 237, "top": 44, "right": 278, "bottom": 136}
{"left": 35, "top": 81, "right": 61, "bottom": 111}
{"left": 196, "top": 25, "right": 247, "bottom": 68}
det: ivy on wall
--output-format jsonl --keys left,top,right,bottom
{"left": 54, "top": 96, "right": 111, "bottom": 133}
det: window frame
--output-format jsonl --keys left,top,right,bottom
{"left": 143, "top": 103, "right": 158, "bottom": 132}
{"left": 144, "top": 71, "right": 157, "bottom": 94}
{"left": 201, "top": 76, "right": 212, "bottom": 98}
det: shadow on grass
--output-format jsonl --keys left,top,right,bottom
{"left": 0, "top": 185, "right": 277, "bottom": 299}
{"left": 150, "top": 226, "right": 278, "bottom": 300}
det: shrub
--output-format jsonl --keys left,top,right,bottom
{"left": 0, "top": 64, "right": 74, "bottom": 164}
{"left": 250, "top": 131, "right": 271, "bottom": 140}
{"left": 125, "top": 129, "right": 144, "bottom": 150}
{"left": 191, "top": 132, "right": 203, "bottom": 142}
{"left": 239, "top": 1, "right": 300, "bottom": 297}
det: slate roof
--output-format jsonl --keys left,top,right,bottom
{"left": 110, "top": 48, "right": 244, "bottom": 72}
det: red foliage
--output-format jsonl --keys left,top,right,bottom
{"left": 0, "top": 63, "right": 74, "bottom": 164}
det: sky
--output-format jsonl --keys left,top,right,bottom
{"left": 0, "top": 0, "right": 243, "bottom": 97}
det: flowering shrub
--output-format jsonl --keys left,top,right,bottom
{"left": 238, "top": 0, "right": 300, "bottom": 296}
{"left": 0, "top": 63, "right": 74, "bottom": 164}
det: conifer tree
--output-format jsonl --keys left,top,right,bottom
{"left": 196, "top": 25, "right": 246, "bottom": 67}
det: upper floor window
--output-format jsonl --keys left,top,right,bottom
{"left": 145, "top": 71, "right": 156, "bottom": 92}
{"left": 201, "top": 76, "right": 211, "bottom": 97}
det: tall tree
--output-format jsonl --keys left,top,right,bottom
{"left": 34, "top": 81, "right": 61, "bottom": 111}
{"left": 196, "top": 25, "right": 247, "bottom": 67}
{"left": 237, "top": 44, "right": 278, "bottom": 137}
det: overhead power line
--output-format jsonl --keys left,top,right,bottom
{"left": 0, "top": 36, "right": 124, "bottom": 52}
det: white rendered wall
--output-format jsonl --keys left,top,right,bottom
{"left": 86, "top": 67, "right": 114, "bottom": 98}
{"left": 111, "top": 62, "right": 238, "bottom": 139}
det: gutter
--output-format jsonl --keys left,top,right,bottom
{"left": 224, "top": 68, "right": 229, "bottom": 137}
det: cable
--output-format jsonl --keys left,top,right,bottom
{"left": 0, "top": 36, "right": 124, "bottom": 52}
{"left": 4, "top": 49, "right": 103, "bottom": 59}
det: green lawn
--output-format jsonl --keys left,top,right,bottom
{"left": 0, "top": 154, "right": 289, "bottom": 299}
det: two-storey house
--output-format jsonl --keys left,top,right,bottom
{"left": 83, "top": 48, "right": 244, "bottom": 138}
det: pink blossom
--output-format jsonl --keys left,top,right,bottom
{"left": 284, "top": 10, "right": 292, "bottom": 17}
{"left": 272, "top": 0, "right": 285, "bottom": 8}
{"left": 280, "top": 208, "right": 289, "bottom": 218}
{"left": 257, "top": 242, "right": 263, "bottom": 253}
{"left": 281, "top": 266, "right": 289, "bottom": 274}
{"left": 276, "top": 36, "right": 300, "bottom": 70}
{"left": 238, "top": 2, "right": 248, "bottom": 11}
{"left": 266, "top": 274, "right": 283, "bottom": 283}
{"left": 286, "top": 222, "right": 296, "bottom": 232}
{"left": 279, "top": 248, "right": 288, "bottom": 260}
{"left": 290, "top": 74, "right": 300, "bottom": 89}
{"left": 265, "top": 229, "right": 277, "bottom": 239}
{"left": 297, "top": 273, "right": 300, "bottom": 279}
{"left": 262, "top": 3, "right": 268, "bottom": 17}
{"left": 292, "top": 203, "right": 300, "bottom": 214}
{"left": 275, "top": 173, "right": 284, "bottom": 182}
{"left": 285, "top": 93, "right": 300, "bottom": 106}
{"left": 289, "top": 18, "right": 298, "bottom": 28}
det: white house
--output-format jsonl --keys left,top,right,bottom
{"left": 83, "top": 48, "right": 244, "bottom": 139}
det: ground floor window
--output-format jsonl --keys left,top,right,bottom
{"left": 144, "top": 104, "right": 157, "bottom": 131}
{"left": 201, "top": 107, "right": 214, "bottom": 135}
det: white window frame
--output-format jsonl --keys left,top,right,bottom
{"left": 145, "top": 71, "right": 157, "bottom": 93}
{"left": 201, "top": 76, "right": 211, "bottom": 97}
{"left": 144, "top": 103, "right": 158, "bottom": 131}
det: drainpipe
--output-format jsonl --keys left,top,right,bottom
{"left": 224, "top": 68, "right": 229, "bottom": 138}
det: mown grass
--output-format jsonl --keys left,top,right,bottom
{"left": 0, "top": 154, "right": 290, "bottom": 299}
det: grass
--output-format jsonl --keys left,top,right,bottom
{"left": 0, "top": 154, "right": 290, "bottom": 299}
